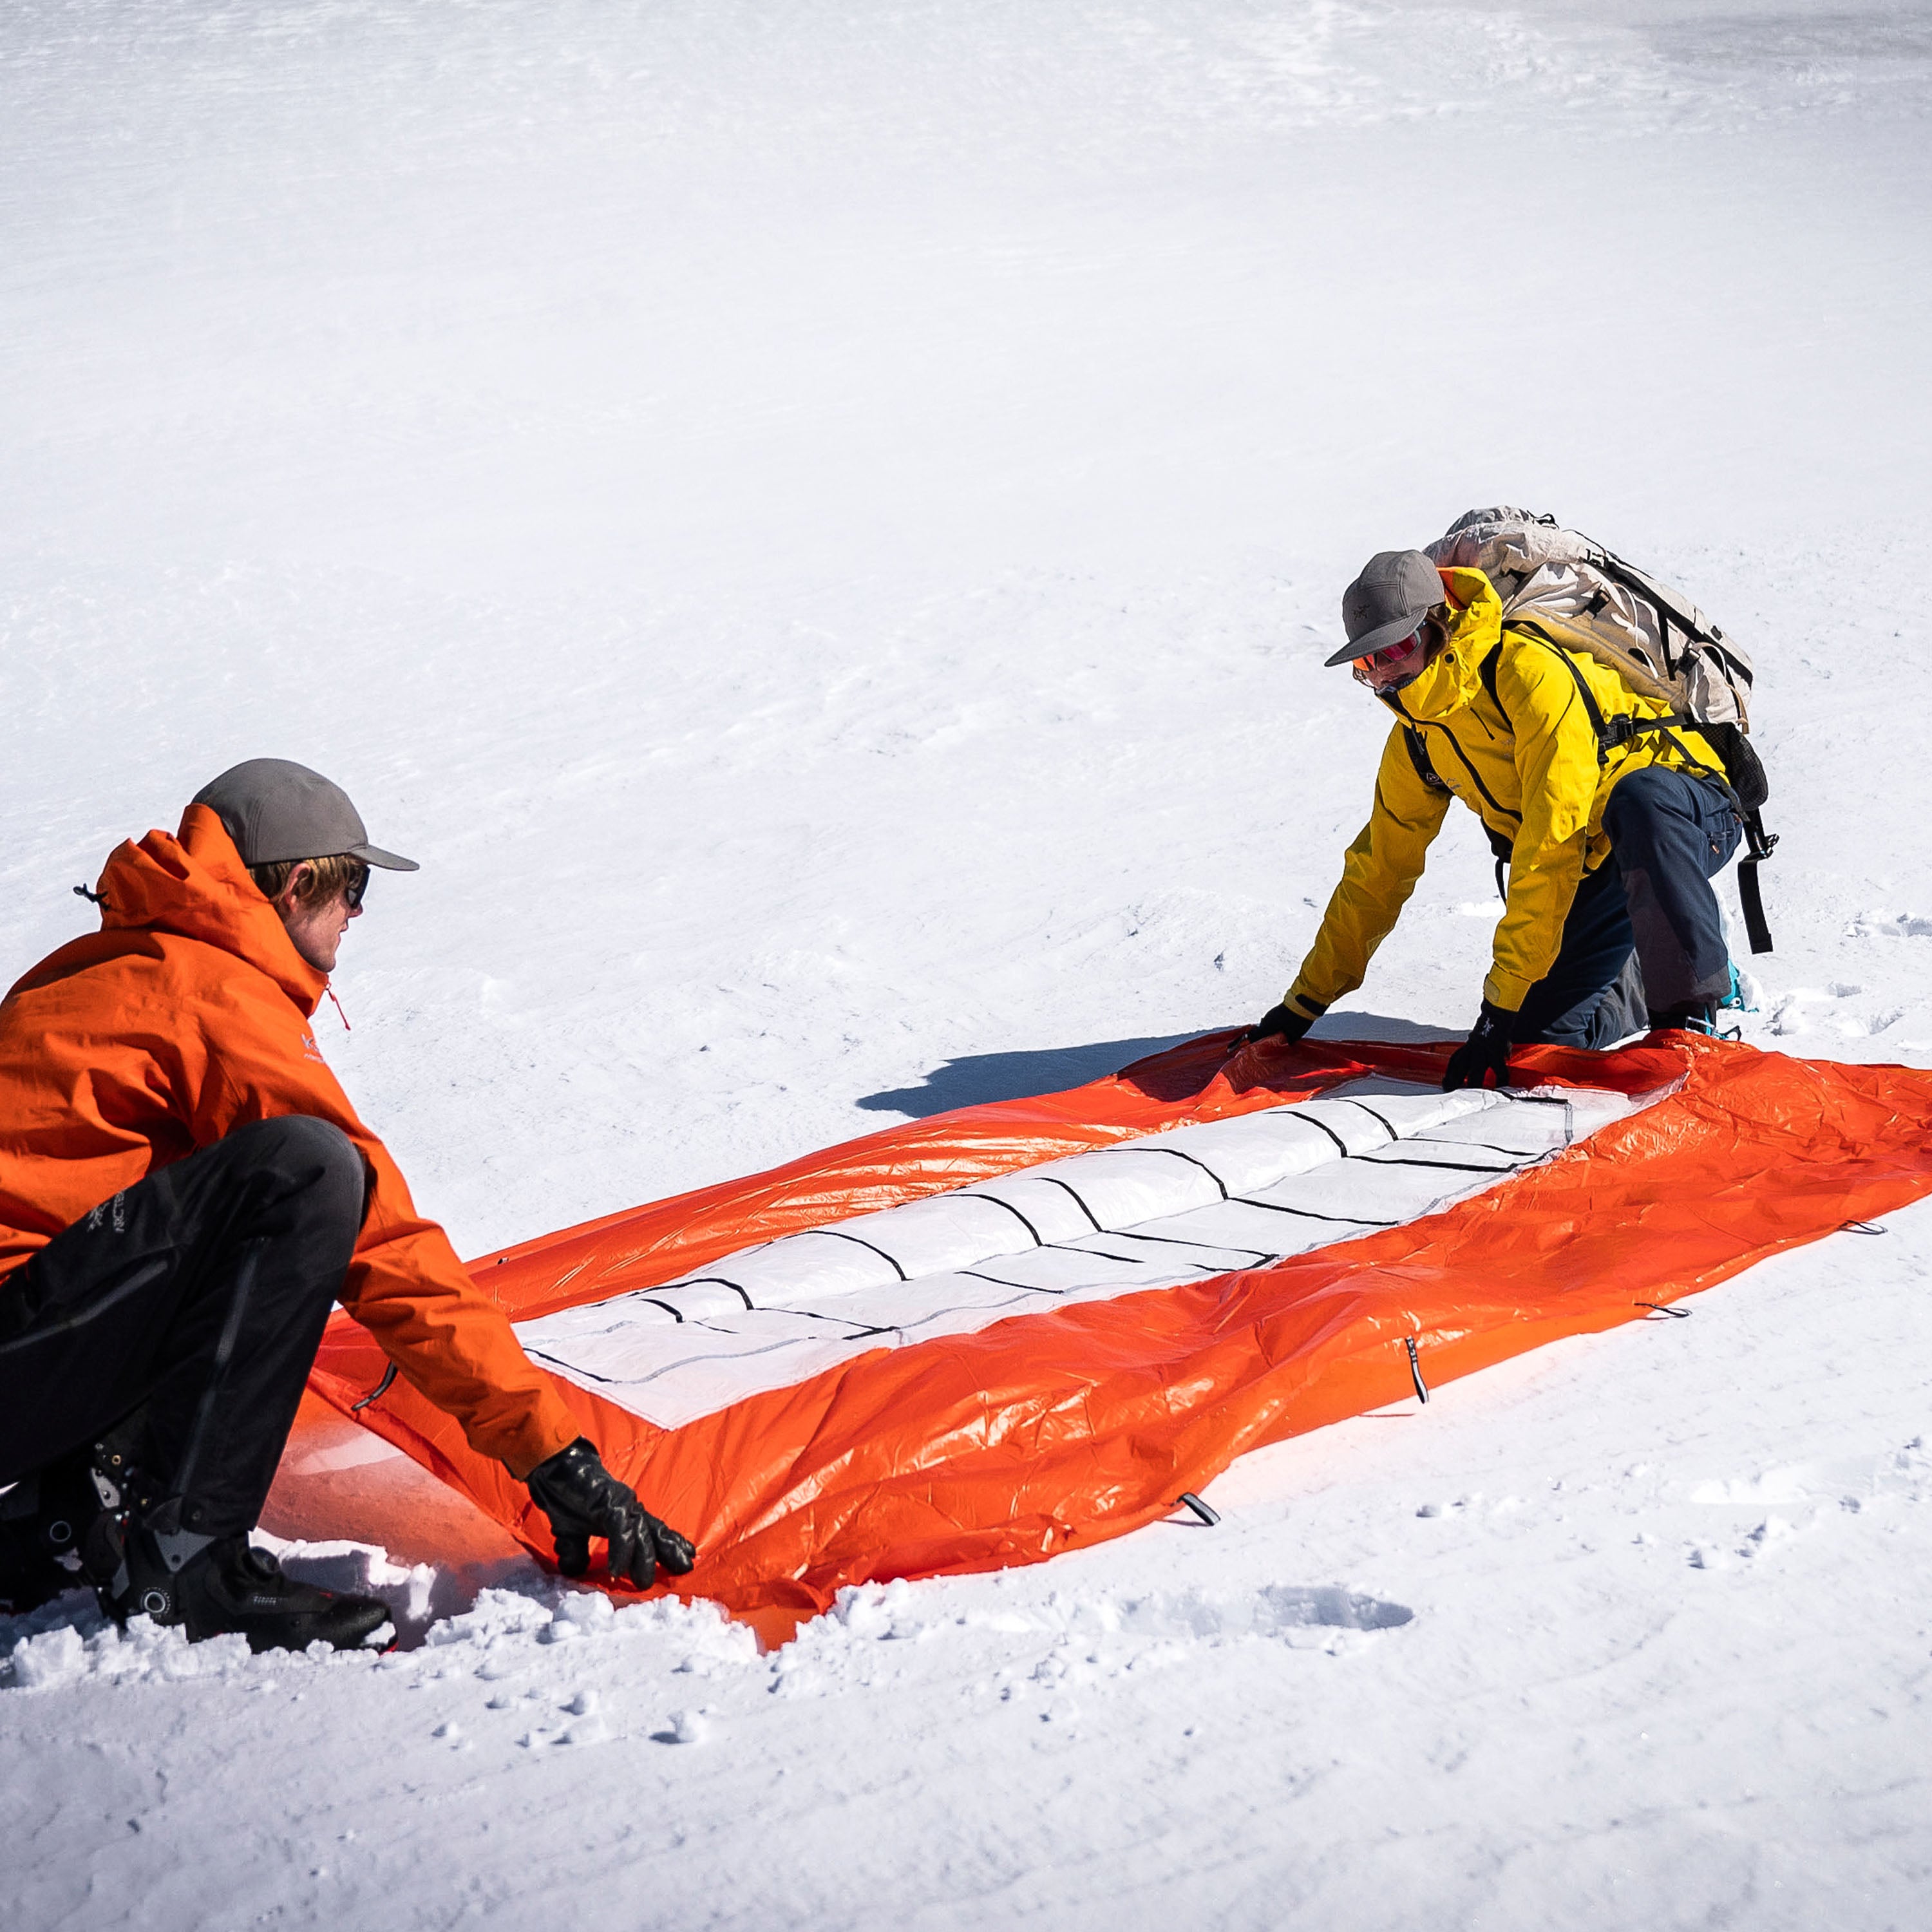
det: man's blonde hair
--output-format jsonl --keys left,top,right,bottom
{"left": 249, "top": 853, "right": 364, "bottom": 910}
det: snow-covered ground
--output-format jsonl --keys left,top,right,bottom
{"left": 4, "top": 3, "right": 1930, "bottom": 1926}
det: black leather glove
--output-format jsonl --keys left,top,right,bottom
{"left": 1442, "top": 1000, "right": 1515, "bottom": 1092}
{"left": 1244, "top": 1001, "right": 1314, "bottom": 1048}
{"left": 526, "top": 1438, "right": 696, "bottom": 1590}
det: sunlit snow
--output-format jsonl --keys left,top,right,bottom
{"left": 4, "top": 3, "right": 1930, "bottom": 1927}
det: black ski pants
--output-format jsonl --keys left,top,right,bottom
{"left": 0, "top": 1116, "right": 366, "bottom": 1537}
{"left": 1511, "top": 766, "right": 1743, "bottom": 1048}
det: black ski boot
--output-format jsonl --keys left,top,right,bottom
{"left": 0, "top": 1437, "right": 137, "bottom": 1613}
{"left": 110, "top": 1514, "right": 392, "bottom": 1653}
{"left": 1647, "top": 1001, "right": 1719, "bottom": 1037}
{"left": 0, "top": 1475, "right": 71, "bottom": 1613}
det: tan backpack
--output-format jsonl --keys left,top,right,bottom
{"left": 1426, "top": 507, "right": 1777, "bottom": 952}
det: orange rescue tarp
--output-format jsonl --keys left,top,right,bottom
{"left": 304, "top": 1032, "right": 1932, "bottom": 1622}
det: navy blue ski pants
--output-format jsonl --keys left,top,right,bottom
{"left": 1510, "top": 766, "right": 1743, "bottom": 1048}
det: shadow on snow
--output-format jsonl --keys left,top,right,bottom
{"left": 856, "top": 1012, "right": 1458, "bottom": 1119}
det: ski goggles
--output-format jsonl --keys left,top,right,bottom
{"left": 1350, "top": 625, "right": 1428, "bottom": 691}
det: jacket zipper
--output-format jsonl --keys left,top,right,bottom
{"left": 1388, "top": 692, "right": 1520, "bottom": 833}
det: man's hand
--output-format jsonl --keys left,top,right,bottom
{"left": 1442, "top": 1001, "right": 1515, "bottom": 1092}
{"left": 526, "top": 1437, "right": 696, "bottom": 1590}
{"left": 1242, "top": 1002, "right": 1314, "bottom": 1049}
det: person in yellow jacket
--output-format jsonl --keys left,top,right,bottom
{"left": 1247, "top": 549, "right": 1744, "bottom": 1090}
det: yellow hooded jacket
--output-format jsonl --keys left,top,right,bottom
{"left": 1285, "top": 566, "right": 1729, "bottom": 1018}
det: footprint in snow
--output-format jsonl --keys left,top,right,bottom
{"left": 1848, "top": 912, "right": 1932, "bottom": 939}
{"left": 1767, "top": 984, "right": 1913, "bottom": 1041}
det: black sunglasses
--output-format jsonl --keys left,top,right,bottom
{"left": 344, "top": 862, "right": 371, "bottom": 912}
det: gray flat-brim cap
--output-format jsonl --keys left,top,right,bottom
{"left": 1324, "top": 549, "right": 1448, "bottom": 667}
{"left": 193, "top": 758, "right": 420, "bottom": 871}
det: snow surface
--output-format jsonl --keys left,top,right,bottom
{"left": 3, "top": 1, "right": 1931, "bottom": 1926}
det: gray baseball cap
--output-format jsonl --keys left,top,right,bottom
{"left": 193, "top": 758, "right": 420, "bottom": 872}
{"left": 1324, "top": 549, "right": 1448, "bottom": 667}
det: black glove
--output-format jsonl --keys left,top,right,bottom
{"left": 526, "top": 1438, "right": 696, "bottom": 1590}
{"left": 1244, "top": 1002, "right": 1314, "bottom": 1048}
{"left": 1442, "top": 1000, "right": 1515, "bottom": 1092}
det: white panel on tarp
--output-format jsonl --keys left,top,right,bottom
{"left": 518, "top": 1076, "right": 1646, "bottom": 1428}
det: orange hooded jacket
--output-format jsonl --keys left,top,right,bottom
{"left": 0, "top": 804, "right": 579, "bottom": 1479}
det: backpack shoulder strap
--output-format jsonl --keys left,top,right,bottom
{"left": 1477, "top": 641, "right": 1505, "bottom": 720}
{"left": 1506, "top": 620, "right": 1620, "bottom": 764}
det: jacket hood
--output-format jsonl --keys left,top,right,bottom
{"left": 95, "top": 803, "right": 328, "bottom": 1017}
{"left": 1381, "top": 565, "right": 1503, "bottom": 724}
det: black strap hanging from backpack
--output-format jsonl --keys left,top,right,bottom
{"left": 1734, "top": 811, "right": 1778, "bottom": 956}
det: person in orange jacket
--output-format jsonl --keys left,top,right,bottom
{"left": 0, "top": 759, "right": 694, "bottom": 1649}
